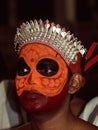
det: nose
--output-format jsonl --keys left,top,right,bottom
{"left": 27, "top": 71, "right": 41, "bottom": 87}
{"left": 28, "top": 72, "right": 34, "bottom": 84}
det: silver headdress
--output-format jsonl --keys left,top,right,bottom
{"left": 14, "top": 19, "right": 87, "bottom": 64}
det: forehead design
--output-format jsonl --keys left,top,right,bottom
{"left": 20, "top": 42, "right": 57, "bottom": 59}
{"left": 16, "top": 43, "right": 69, "bottom": 97}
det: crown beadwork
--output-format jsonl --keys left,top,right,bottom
{"left": 14, "top": 19, "right": 87, "bottom": 64}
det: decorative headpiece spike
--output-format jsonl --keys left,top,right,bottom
{"left": 14, "top": 19, "right": 87, "bottom": 64}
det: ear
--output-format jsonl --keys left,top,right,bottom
{"left": 68, "top": 73, "right": 83, "bottom": 94}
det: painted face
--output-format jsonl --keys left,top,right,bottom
{"left": 15, "top": 43, "right": 69, "bottom": 112}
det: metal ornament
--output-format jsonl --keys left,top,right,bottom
{"left": 14, "top": 19, "right": 87, "bottom": 64}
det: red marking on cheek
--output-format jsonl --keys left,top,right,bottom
{"left": 18, "top": 85, "right": 69, "bottom": 113}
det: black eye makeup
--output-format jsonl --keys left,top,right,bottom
{"left": 36, "top": 58, "right": 59, "bottom": 76}
{"left": 17, "top": 57, "right": 30, "bottom": 76}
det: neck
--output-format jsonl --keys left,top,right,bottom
{"left": 26, "top": 95, "right": 98, "bottom": 130}
{"left": 30, "top": 95, "right": 74, "bottom": 130}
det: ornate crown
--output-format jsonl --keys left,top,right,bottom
{"left": 14, "top": 19, "right": 87, "bottom": 64}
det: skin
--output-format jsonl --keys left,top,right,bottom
{"left": 15, "top": 43, "right": 98, "bottom": 130}
{"left": 15, "top": 43, "right": 69, "bottom": 112}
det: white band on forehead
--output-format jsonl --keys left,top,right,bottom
{"left": 14, "top": 19, "right": 87, "bottom": 64}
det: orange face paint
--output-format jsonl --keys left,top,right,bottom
{"left": 16, "top": 43, "right": 69, "bottom": 97}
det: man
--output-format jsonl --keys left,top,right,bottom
{"left": 14, "top": 19, "right": 98, "bottom": 130}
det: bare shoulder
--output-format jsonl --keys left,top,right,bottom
{"left": 75, "top": 118, "right": 98, "bottom": 130}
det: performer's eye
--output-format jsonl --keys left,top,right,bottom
{"left": 17, "top": 57, "right": 30, "bottom": 76}
{"left": 36, "top": 58, "right": 59, "bottom": 76}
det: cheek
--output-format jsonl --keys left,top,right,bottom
{"left": 41, "top": 72, "right": 68, "bottom": 97}
{"left": 15, "top": 76, "right": 27, "bottom": 96}
{"left": 41, "top": 85, "right": 69, "bottom": 112}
